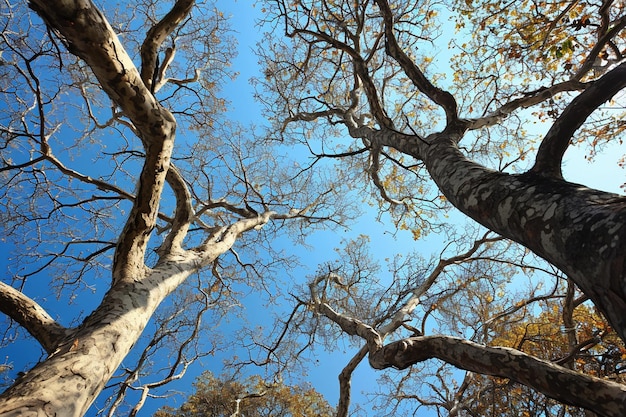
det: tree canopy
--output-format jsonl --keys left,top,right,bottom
{"left": 154, "top": 372, "right": 334, "bottom": 417}
{"left": 0, "top": 0, "right": 625, "bottom": 416}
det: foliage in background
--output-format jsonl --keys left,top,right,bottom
{"left": 154, "top": 371, "right": 334, "bottom": 417}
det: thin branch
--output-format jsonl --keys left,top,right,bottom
{"left": 374, "top": 0, "right": 460, "bottom": 126}
{"left": 467, "top": 80, "right": 587, "bottom": 130}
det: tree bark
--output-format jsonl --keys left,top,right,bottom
{"left": 316, "top": 295, "right": 626, "bottom": 417}
{"left": 369, "top": 335, "right": 626, "bottom": 417}
{"left": 0, "top": 207, "right": 275, "bottom": 415}
{"left": 415, "top": 134, "right": 626, "bottom": 341}
{"left": 0, "top": 259, "right": 196, "bottom": 416}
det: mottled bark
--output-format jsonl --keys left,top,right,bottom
{"left": 417, "top": 134, "right": 626, "bottom": 341}
{"left": 369, "top": 336, "right": 626, "bottom": 417}
{"left": 531, "top": 62, "right": 626, "bottom": 178}
{"left": 0, "top": 282, "right": 69, "bottom": 354}
{"left": 28, "top": 0, "right": 177, "bottom": 284}
{"left": 139, "top": 0, "right": 195, "bottom": 92}
{"left": 0, "top": 259, "right": 196, "bottom": 417}
{"left": 0, "top": 1, "right": 280, "bottom": 415}
{"left": 266, "top": 0, "right": 626, "bottom": 414}
{"left": 0, "top": 210, "right": 274, "bottom": 416}
{"left": 361, "top": 64, "right": 626, "bottom": 342}
{"left": 357, "top": 6, "right": 626, "bottom": 345}
{"left": 315, "top": 291, "right": 626, "bottom": 417}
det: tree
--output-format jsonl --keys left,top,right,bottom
{"left": 153, "top": 371, "right": 334, "bottom": 417}
{"left": 0, "top": 0, "right": 344, "bottom": 415}
{"left": 254, "top": 0, "right": 626, "bottom": 415}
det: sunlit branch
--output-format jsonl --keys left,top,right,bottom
{"left": 531, "top": 61, "right": 626, "bottom": 178}
{"left": 194, "top": 211, "right": 276, "bottom": 265}
{"left": 336, "top": 345, "right": 367, "bottom": 417}
{"left": 158, "top": 164, "right": 193, "bottom": 255}
{"left": 229, "top": 389, "right": 270, "bottom": 417}
{"left": 376, "top": 234, "right": 503, "bottom": 335}
{"left": 161, "top": 68, "right": 202, "bottom": 89}
{"left": 123, "top": 289, "right": 213, "bottom": 417}
{"left": 313, "top": 299, "right": 383, "bottom": 357}
{"left": 467, "top": 79, "right": 587, "bottom": 130}
{"left": 28, "top": 0, "right": 175, "bottom": 142}
{"left": 0, "top": 282, "right": 69, "bottom": 353}
{"left": 281, "top": 108, "right": 344, "bottom": 133}
{"left": 28, "top": 0, "right": 179, "bottom": 284}
{"left": 139, "top": 0, "right": 195, "bottom": 93}
{"left": 369, "top": 335, "right": 626, "bottom": 416}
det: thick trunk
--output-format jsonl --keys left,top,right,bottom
{"left": 0, "top": 261, "right": 195, "bottom": 417}
{"left": 420, "top": 136, "right": 626, "bottom": 339}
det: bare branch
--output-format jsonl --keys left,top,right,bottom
{"left": 466, "top": 80, "right": 587, "bottom": 130}
{"left": 531, "top": 61, "right": 626, "bottom": 178}
{"left": 368, "top": 335, "right": 626, "bottom": 417}
{"left": 337, "top": 346, "right": 367, "bottom": 417}
{"left": 373, "top": 0, "right": 459, "bottom": 126}
{"left": 158, "top": 164, "right": 193, "bottom": 255}
{"left": 0, "top": 282, "right": 69, "bottom": 354}
{"left": 139, "top": 0, "right": 195, "bottom": 92}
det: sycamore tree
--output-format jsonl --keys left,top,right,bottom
{"left": 253, "top": 0, "right": 626, "bottom": 415}
{"left": 0, "top": 0, "right": 349, "bottom": 415}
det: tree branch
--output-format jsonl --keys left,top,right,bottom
{"left": 139, "top": 0, "right": 195, "bottom": 93}
{"left": 466, "top": 79, "right": 587, "bottom": 130}
{"left": 0, "top": 282, "right": 69, "bottom": 354}
{"left": 373, "top": 0, "right": 459, "bottom": 126}
{"left": 337, "top": 346, "right": 368, "bottom": 417}
{"left": 369, "top": 335, "right": 626, "bottom": 417}
{"left": 28, "top": 0, "right": 178, "bottom": 283}
{"left": 158, "top": 164, "right": 193, "bottom": 255}
{"left": 574, "top": 14, "right": 626, "bottom": 80}
{"left": 531, "top": 61, "right": 626, "bottom": 178}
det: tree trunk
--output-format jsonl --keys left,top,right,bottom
{"left": 419, "top": 134, "right": 626, "bottom": 340}
{"left": 0, "top": 261, "right": 194, "bottom": 416}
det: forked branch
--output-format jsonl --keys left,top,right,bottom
{"left": 140, "top": 0, "right": 195, "bottom": 93}
{"left": 374, "top": 0, "right": 459, "bottom": 125}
